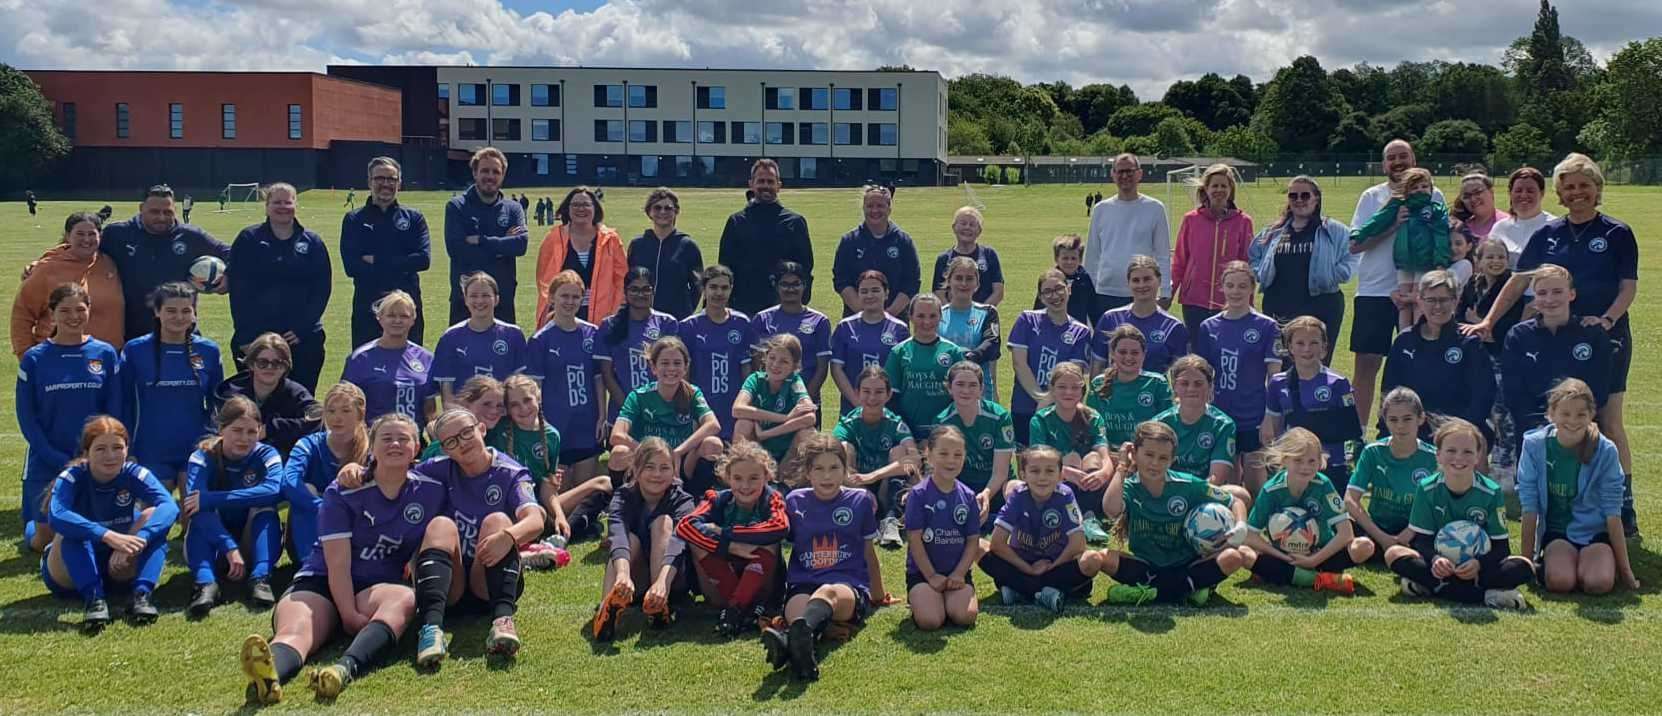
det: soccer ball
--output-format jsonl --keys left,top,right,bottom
{"left": 190, "top": 256, "right": 226, "bottom": 288}
{"left": 1434, "top": 520, "right": 1491, "bottom": 565}
{"left": 1265, "top": 507, "right": 1319, "bottom": 556}
{"left": 1184, "top": 502, "right": 1236, "bottom": 555}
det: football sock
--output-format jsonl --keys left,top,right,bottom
{"left": 698, "top": 554, "right": 739, "bottom": 597}
{"left": 414, "top": 548, "right": 453, "bottom": 627}
{"left": 732, "top": 553, "right": 777, "bottom": 608}
{"left": 339, "top": 620, "right": 395, "bottom": 679}
{"left": 485, "top": 548, "right": 523, "bottom": 619}
{"left": 1291, "top": 567, "right": 1317, "bottom": 588}
{"left": 271, "top": 642, "right": 303, "bottom": 685}
{"left": 801, "top": 597, "right": 834, "bottom": 636}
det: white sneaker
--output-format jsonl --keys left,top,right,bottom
{"left": 878, "top": 516, "right": 903, "bottom": 548}
{"left": 1400, "top": 578, "right": 1431, "bottom": 598}
{"left": 1483, "top": 588, "right": 1527, "bottom": 610}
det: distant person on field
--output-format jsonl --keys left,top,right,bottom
{"left": 228, "top": 182, "right": 332, "bottom": 392}
{"left": 1085, "top": 154, "right": 1170, "bottom": 315}
{"left": 833, "top": 185, "right": 919, "bottom": 318}
{"left": 344, "top": 189, "right": 356, "bottom": 207}
{"left": 627, "top": 188, "right": 704, "bottom": 320}
{"left": 218, "top": 192, "right": 227, "bottom": 212}
{"left": 930, "top": 206, "right": 1004, "bottom": 305}
{"left": 1084, "top": 193, "right": 1092, "bottom": 217}
{"left": 719, "top": 159, "right": 813, "bottom": 316}
{"left": 95, "top": 184, "right": 230, "bottom": 341}
{"left": 181, "top": 195, "right": 194, "bottom": 223}
{"left": 1172, "top": 164, "right": 1253, "bottom": 337}
{"left": 444, "top": 148, "right": 528, "bottom": 325}
{"left": 534, "top": 187, "right": 625, "bottom": 325}
{"left": 340, "top": 156, "right": 431, "bottom": 347}
{"left": 11, "top": 212, "right": 125, "bottom": 356}
{"left": 98, "top": 204, "right": 113, "bottom": 223}
{"left": 26, "top": 189, "right": 38, "bottom": 218}
{"left": 519, "top": 193, "right": 531, "bottom": 214}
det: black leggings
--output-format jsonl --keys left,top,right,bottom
{"left": 1251, "top": 550, "right": 1356, "bottom": 585}
{"left": 978, "top": 552, "right": 1092, "bottom": 598}
{"left": 1389, "top": 554, "right": 1534, "bottom": 604}
{"left": 1109, "top": 553, "right": 1228, "bottom": 603}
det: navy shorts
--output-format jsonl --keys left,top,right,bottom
{"left": 786, "top": 582, "right": 872, "bottom": 623}
{"left": 1609, "top": 317, "right": 1632, "bottom": 394}
{"left": 1542, "top": 531, "right": 1611, "bottom": 551}
{"left": 1350, "top": 296, "right": 1399, "bottom": 356}
{"left": 560, "top": 446, "right": 604, "bottom": 466}
{"left": 1236, "top": 425, "right": 1263, "bottom": 455}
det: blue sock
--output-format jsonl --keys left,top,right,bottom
{"left": 133, "top": 536, "right": 168, "bottom": 595}
{"left": 185, "top": 516, "right": 224, "bottom": 585}
{"left": 24, "top": 520, "right": 37, "bottom": 547}
{"left": 59, "top": 538, "right": 105, "bottom": 601}
{"left": 248, "top": 510, "right": 282, "bottom": 580}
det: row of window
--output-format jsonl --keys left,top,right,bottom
{"left": 444, "top": 82, "right": 898, "bottom": 111}
{"left": 459, "top": 117, "right": 898, "bottom": 146}
{"left": 522, "top": 153, "right": 839, "bottom": 180}
{"left": 60, "top": 102, "right": 305, "bottom": 140}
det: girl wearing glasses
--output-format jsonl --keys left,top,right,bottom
{"left": 598, "top": 267, "right": 682, "bottom": 423}
{"left": 627, "top": 188, "right": 705, "bottom": 320}
{"left": 215, "top": 332, "right": 321, "bottom": 457}
{"left": 1247, "top": 175, "right": 1357, "bottom": 365}
{"left": 1380, "top": 271, "right": 1494, "bottom": 443}
{"left": 754, "top": 261, "right": 832, "bottom": 419}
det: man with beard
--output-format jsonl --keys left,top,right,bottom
{"left": 98, "top": 184, "right": 231, "bottom": 341}
{"left": 718, "top": 159, "right": 814, "bottom": 316}
{"left": 444, "top": 148, "right": 528, "bottom": 324}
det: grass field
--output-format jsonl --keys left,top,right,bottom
{"left": 2, "top": 179, "right": 1660, "bottom": 714}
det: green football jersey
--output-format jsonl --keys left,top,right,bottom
{"left": 936, "top": 399, "right": 1016, "bottom": 491}
{"left": 1155, "top": 405, "right": 1236, "bottom": 479}
{"left": 884, "top": 337, "right": 966, "bottom": 435}
{"left": 1348, "top": 439, "right": 1437, "bottom": 534}
{"left": 490, "top": 422, "right": 562, "bottom": 486}
{"left": 1544, "top": 438, "right": 1582, "bottom": 535}
{"left": 833, "top": 407, "right": 915, "bottom": 474}
{"left": 1248, "top": 471, "right": 1349, "bottom": 546}
{"left": 619, "top": 382, "right": 714, "bottom": 447}
{"left": 1123, "top": 470, "right": 1235, "bottom": 568}
{"left": 1028, "top": 405, "right": 1108, "bottom": 457}
{"left": 1407, "top": 473, "right": 1509, "bottom": 541}
{"left": 1088, "top": 371, "right": 1174, "bottom": 446}
{"left": 739, "top": 371, "right": 811, "bottom": 462}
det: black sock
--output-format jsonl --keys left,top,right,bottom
{"left": 571, "top": 491, "right": 611, "bottom": 538}
{"left": 1185, "top": 558, "right": 1228, "bottom": 591}
{"left": 1251, "top": 556, "right": 1295, "bottom": 585}
{"left": 485, "top": 549, "right": 523, "bottom": 619}
{"left": 608, "top": 468, "right": 627, "bottom": 489}
{"left": 1150, "top": 566, "right": 1194, "bottom": 602}
{"left": 415, "top": 548, "right": 453, "bottom": 627}
{"left": 271, "top": 642, "right": 303, "bottom": 685}
{"left": 801, "top": 597, "right": 834, "bottom": 636}
{"left": 1483, "top": 556, "right": 1536, "bottom": 591}
{"left": 339, "top": 620, "right": 395, "bottom": 679}
{"left": 1388, "top": 555, "right": 1438, "bottom": 592}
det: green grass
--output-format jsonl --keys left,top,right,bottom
{"left": 2, "top": 180, "right": 1661, "bottom": 713}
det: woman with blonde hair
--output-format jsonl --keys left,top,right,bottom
{"left": 341, "top": 290, "right": 437, "bottom": 424}
{"left": 1173, "top": 163, "right": 1253, "bottom": 336}
{"left": 228, "top": 182, "right": 332, "bottom": 391}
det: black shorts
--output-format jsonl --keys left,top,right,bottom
{"left": 786, "top": 582, "right": 872, "bottom": 623}
{"left": 1235, "top": 425, "right": 1263, "bottom": 455}
{"left": 1350, "top": 296, "right": 1399, "bottom": 356}
{"left": 282, "top": 573, "right": 383, "bottom": 601}
{"left": 560, "top": 446, "right": 604, "bottom": 466}
{"left": 1011, "top": 412, "right": 1034, "bottom": 447}
{"left": 905, "top": 571, "right": 975, "bottom": 591}
{"left": 1609, "top": 317, "right": 1632, "bottom": 394}
{"left": 1542, "top": 530, "right": 1611, "bottom": 551}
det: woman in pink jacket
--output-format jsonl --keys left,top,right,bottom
{"left": 1172, "top": 164, "right": 1254, "bottom": 337}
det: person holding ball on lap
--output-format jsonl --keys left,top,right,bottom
{"left": 1241, "top": 428, "right": 1373, "bottom": 595}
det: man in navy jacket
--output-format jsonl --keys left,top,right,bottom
{"left": 341, "top": 157, "right": 431, "bottom": 347}
{"left": 444, "top": 148, "right": 527, "bottom": 324}
{"left": 100, "top": 185, "right": 231, "bottom": 341}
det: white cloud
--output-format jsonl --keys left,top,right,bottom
{"left": 2, "top": 0, "right": 1654, "bottom": 99}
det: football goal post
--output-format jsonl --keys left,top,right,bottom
{"left": 1165, "top": 164, "right": 1203, "bottom": 234}
{"left": 219, "top": 183, "right": 262, "bottom": 210}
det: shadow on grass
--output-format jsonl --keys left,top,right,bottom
{"left": 1233, "top": 576, "right": 1378, "bottom": 607}
{"left": 0, "top": 592, "right": 84, "bottom": 634}
{"left": 749, "top": 624, "right": 859, "bottom": 702}
{"left": 886, "top": 613, "right": 976, "bottom": 654}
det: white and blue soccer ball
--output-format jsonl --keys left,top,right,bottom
{"left": 189, "top": 256, "right": 226, "bottom": 288}
{"left": 1434, "top": 520, "right": 1491, "bottom": 565}
{"left": 1266, "top": 507, "right": 1319, "bottom": 556}
{"left": 1184, "top": 502, "right": 1236, "bottom": 555}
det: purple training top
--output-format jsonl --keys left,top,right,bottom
{"left": 523, "top": 319, "right": 603, "bottom": 452}
{"left": 432, "top": 320, "right": 527, "bottom": 388}
{"left": 680, "top": 310, "right": 757, "bottom": 440}
{"left": 830, "top": 313, "right": 909, "bottom": 411}
{"left": 414, "top": 450, "right": 540, "bottom": 562}
{"left": 994, "top": 482, "right": 1083, "bottom": 564}
{"left": 1194, "top": 311, "right": 1281, "bottom": 431}
{"left": 785, "top": 486, "right": 877, "bottom": 593}
{"left": 1092, "top": 306, "right": 1189, "bottom": 374}
{"left": 903, "top": 478, "right": 981, "bottom": 577}
{"left": 755, "top": 306, "right": 834, "bottom": 364}
{"left": 1266, "top": 367, "right": 1356, "bottom": 472}
{"left": 596, "top": 310, "right": 681, "bottom": 419}
{"left": 341, "top": 341, "right": 437, "bottom": 423}
{"left": 1007, "top": 309, "right": 1092, "bottom": 415}
{"left": 298, "top": 471, "right": 447, "bottom": 586}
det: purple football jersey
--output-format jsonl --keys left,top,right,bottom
{"left": 415, "top": 450, "right": 539, "bottom": 561}
{"left": 994, "top": 483, "right": 1083, "bottom": 564}
{"left": 1194, "top": 311, "right": 1281, "bottom": 430}
{"left": 432, "top": 320, "right": 527, "bottom": 387}
{"left": 523, "top": 319, "right": 601, "bottom": 452}
{"left": 298, "top": 471, "right": 447, "bottom": 585}
{"left": 785, "top": 486, "right": 877, "bottom": 592}
{"left": 755, "top": 306, "right": 833, "bottom": 362}
{"left": 680, "top": 310, "right": 757, "bottom": 440}
{"left": 342, "top": 342, "right": 437, "bottom": 423}
{"left": 1092, "top": 306, "right": 1190, "bottom": 375}
{"left": 903, "top": 478, "right": 981, "bottom": 577}
{"left": 830, "top": 314, "right": 909, "bottom": 411}
{"left": 1266, "top": 367, "right": 1356, "bottom": 471}
{"left": 596, "top": 310, "right": 681, "bottom": 418}
{"left": 1007, "top": 310, "right": 1092, "bottom": 414}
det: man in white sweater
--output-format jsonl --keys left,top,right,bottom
{"left": 1085, "top": 153, "right": 1171, "bottom": 314}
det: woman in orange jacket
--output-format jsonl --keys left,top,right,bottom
{"left": 535, "top": 187, "right": 627, "bottom": 327}
{"left": 1172, "top": 164, "right": 1254, "bottom": 338}
{"left": 11, "top": 211, "right": 125, "bottom": 357}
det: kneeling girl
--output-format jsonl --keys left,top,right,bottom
{"left": 904, "top": 426, "right": 981, "bottom": 630}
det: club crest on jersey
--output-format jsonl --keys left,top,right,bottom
{"left": 189, "top": 354, "right": 206, "bottom": 371}
{"left": 171, "top": 241, "right": 188, "bottom": 255}
{"left": 979, "top": 434, "right": 994, "bottom": 450}
{"left": 1573, "top": 343, "right": 1593, "bottom": 361}
{"left": 1466, "top": 507, "right": 1488, "bottom": 526}
{"left": 531, "top": 442, "right": 547, "bottom": 460}
{"left": 878, "top": 436, "right": 893, "bottom": 450}
{"left": 832, "top": 506, "right": 854, "bottom": 526}
{"left": 728, "top": 330, "right": 743, "bottom": 345}
{"left": 1002, "top": 426, "right": 1015, "bottom": 443}
{"left": 1137, "top": 392, "right": 1155, "bottom": 407}
{"left": 1413, "top": 468, "right": 1431, "bottom": 481}
{"left": 644, "top": 326, "right": 661, "bottom": 340}
{"left": 977, "top": 259, "right": 988, "bottom": 271}
{"left": 1042, "top": 509, "right": 1061, "bottom": 529}
{"left": 678, "top": 413, "right": 692, "bottom": 425}
{"left": 493, "top": 339, "right": 509, "bottom": 355}
{"left": 403, "top": 503, "right": 425, "bottom": 524}
{"left": 497, "top": 213, "right": 511, "bottom": 228}
{"left": 1589, "top": 237, "right": 1608, "bottom": 253}
{"left": 953, "top": 503, "right": 970, "bottom": 525}
{"left": 244, "top": 471, "right": 261, "bottom": 487}
{"left": 582, "top": 337, "right": 595, "bottom": 352}
{"left": 295, "top": 241, "right": 310, "bottom": 255}
{"left": 485, "top": 484, "right": 504, "bottom": 506}
{"left": 114, "top": 489, "right": 134, "bottom": 507}
{"left": 1444, "top": 347, "right": 1463, "bottom": 364}
{"left": 1150, "top": 330, "right": 1166, "bottom": 342}
{"left": 86, "top": 359, "right": 105, "bottom": 375}
{"left": 1243, "top": 329, "right": 1262, "bottom": 344}
{"left": 798, "top": 322, "right": 814, "bottom": 335}
{"left": 1167, "top": 496, "right": 1189, "bottom": 516}
{"left": 395, "top": 216, "right": 411, "bottom": 231}
{"left": 1062, "top": 330, "right": 1079, "bottom": 345}
{"left": 936, "top": 352, "right": 953, "bottom": 367}
{"left": 881, "top": 331, "right": 897, "bottom": 346}
{"left": 887, "top": 246, "right": 899, "bottom": 259}
{"left": 1314, "top": 386, "right": 1332, "bottom": 403}
{"left": 1327, "top": 493, "right": 1344, "bottom": 513}
{"left": 1197, "top": 433, "right": 1215, "bottom": 449}
{"left": 408, "top": 360, "right": 425, "bottom": 373}
{"left": 1304, "top": 498, "right": 1322, "bottom": 514}
{"left": 921, "top": 527, "right": 934, "bottom": 543}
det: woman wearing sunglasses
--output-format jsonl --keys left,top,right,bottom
{"left": 1247, "top": 175, "right": 1358, "bottom": 364}
{"left": 216, "top": 332, "right": 321, "bottom": 457}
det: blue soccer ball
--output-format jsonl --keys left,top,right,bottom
{"left": 1184, "top": 502, "right": 1236, "bottom": 555}
{"left": 1434, "top": 520, "right": 1491, "bottom": 565}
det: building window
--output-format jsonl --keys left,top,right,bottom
{"left": 221, "top": 104, "right": 236, "bottom": 140}
{"left": 116, "top": 103, "right": 130, "bottom": 139}
{"left": 698, "top": 121, "right": 725, "bottom": 144}
{"left": 594, "top": 84, "right": 623, "bottom": 108}
{"left": 168, "top": 103, "right": 184, "bottom": 139}
{"left": 627, "top": 85, "right": 657, "bottom": 108}
{"left": 532, "top": 118, "right": 560, "bottom": 141}
{"left": 867, "top": 122, "right": 898, "bottom": 145}
{"left": 458, "top": 118, "right": 487, "bottom": 141}
{"left": 61, "top": 103, "right": 76, "bottom": 141}
{"left": 287, "top": 104, "right": 302, "bottom": 140}
{"left": 437, "top": 83, "right": 450, "bottom": 101}
{"left": 834, "top": 122, "right": 861, "bottom": 146}
{"left": 697, "top": 86, "right": 726, "bottom": 109}
{"left": 531, "top": 83, "right": 558, "bottom": 107}
{"left": 664, "top": 121, "right": 692, "bottom": 143}
{"left": 776, "top": 157, "right": 797, "bottom": 179}
{"left": 628, "top": 120, "right": 657, "bottom": 143}
{"left": 675, "top": 155, "right": 693, "bottom": 178}
{"left": 765, "top": 87, "right": 796, "bottom": 110}
{"left": 801, "top": 157, "right": 819, "bottom": 179}
{"left": 565, "top": 155, "right": 578, "bottom": 174}
{"left": 765, "top": 122, "right": 794, "bottom": 145}
{"left": 732, "top": 121, "right": 761, "bottom": 145}
{"left": 868, "top": 88, "right": 898, "bottom": 111}
{"left": 594, "top": 120, "right": 623, "bottom": 142}
{"left": 699, "top": 156, "right": 715, "bottom": 176}
{"left": 493, "top": 118, "right": 521, "bottom": 141}
{"left": 802, "top": 88, "right": 829, "bottom": 111}
{"left": 458, "top": 83, "right": 485, "bottom": 106}
{"left": 640, "top": 155, "right": 659, "bottom": 178}
{"left": 535, "top": 153, "right": 550, "bottom": 176}
{"left": 799, "top": 122, "right": 827, "bottom": 145}
{"left": 491, "top": 83, "right": 519, "bottom": 106}
{"left": 833, "top": 88, "right": 862, "bottom": 111}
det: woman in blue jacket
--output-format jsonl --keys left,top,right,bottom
{"left": 1518, "top": 379, "right": 1638, "bottom": 594}
{"left": 1500, "top": 265, "right": 1612, "bottom": 446}
{"left": 1380, "top": 270, "right": 1494, "bottom": 441}
{"left": 1248, "top": 176, "right": 1356, "bottom": 365}
{"left": 182, "top": 396, "right": 285, "bottom": 616}
{"left": 121, "top": 281, "right": 223, "bottom": 491}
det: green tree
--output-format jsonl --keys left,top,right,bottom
{"left": 1368, "top": 103, "right": 1435, "bottom": 144}
{"left": 1489, "top": 122, "right": 1556, "bottom": 172}
{"left": 1250, "top": 55, "right": 1348, "bottom": 153}
{"left": 1108, "top": 103, "right": 1182, "bottom": 139}
{"left": 1085, "top": 131, "right": 1124, "bottom": 156}
{"left": 1163, "top": 73, "right": 1253, "bottom": 130}
{"left": 0, "top": 64, "right": 71, "bottom": 193}
{"left": 1583, "top": 38, "right": 1662, "bottom": 158}
{"left": 1207, "top": 126, "right": 1280, "bottom": 163}
{"left": 1386, "top": 61, "right": 1444, "bottom": 108}
{"left": 1430, "top": 63, "right": 1517, "bottom": 132}
{"left": 947, "top": 116, "right": 994, "bottom": 155}
{"left": 1072, "top": 83, "right": 1138, "bottom": 134}
{"left": 1507, "top": 1, "right": 1594, "bottom": 153}
{"left": 1331, "top": 63, "right": 1391, "bottom": 116}
{"left": 1419, "top": 119, "right": 1489, "bottom": 156}
{"left": 1327, "top": 112, "right": 1375, "bottom": 154}
{"left": 1152, "top": 116, "right": 1197, "bottom": 156}
{"left": 1122, "top": 135, "right": 1160, "bottom": 157}
{"left": 1228, "top": 74, "right": 1259, "bottom": 115}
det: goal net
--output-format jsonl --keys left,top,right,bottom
{"left": 220, "top": 183, "right": 262, "bottom": 208}
{"left": 1165, "top": 164, "right": 1204, "bottom": 231}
